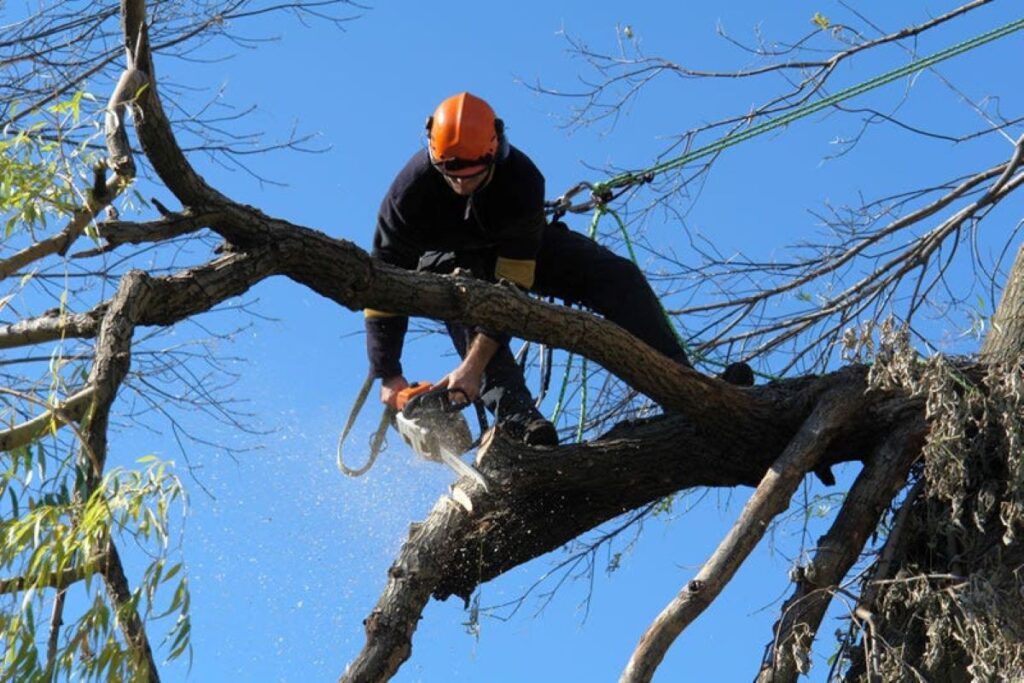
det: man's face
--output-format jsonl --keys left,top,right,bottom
{"left": 438, "top": 165, "right": 493, "bottom": 196}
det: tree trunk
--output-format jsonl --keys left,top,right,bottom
{"left": 981, "top": 241, "right": 1024, "bottom": 364}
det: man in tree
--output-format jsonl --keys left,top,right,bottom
{"left": 365, "top": 92, "right": 749, "bottom": 446}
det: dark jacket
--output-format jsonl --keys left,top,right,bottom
{"left": 365, "top": 146, "right": 546, "bottom": 378}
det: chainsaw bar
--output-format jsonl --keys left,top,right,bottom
{"left": 394, "top": 386, "right": 490, "bottom": 491}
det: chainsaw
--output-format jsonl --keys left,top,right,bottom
{"left": 391, "top": 383, "right": 490, "bottom": 491}
{"left": 335, "top": 376, "right": 489, "bottom": 491}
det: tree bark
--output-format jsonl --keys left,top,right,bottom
{"left": 82, "top": 271, "right": 162, "bottom": 681}
{"left": 339, "top": 368, "right": 928, "bottom": 682}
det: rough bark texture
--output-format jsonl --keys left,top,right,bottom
{"left": 79, "top": 271, "right": 162, "bottom": 681}
{"left": 337, "top": 369, "right": 921, "bottom": 683}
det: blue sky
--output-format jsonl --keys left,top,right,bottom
{"left": 80, "top": 1, "right": 1024, "bottom": 681}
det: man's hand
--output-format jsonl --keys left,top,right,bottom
{"left": 437, "top": 333, "right": 500, "bottom": 405}
{"left": 437, "top": 364, "right": 483, "bottom": 405}
{"left": 380, "top": 375, "right": 410, "bottom": 409}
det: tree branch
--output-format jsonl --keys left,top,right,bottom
{"left": 340, "top": 366, "right": 920, "bottom": 682}
{"left": 121, "top": 0, "right": 227, "bottom": 206}
{"left": 80, "top": 269, "right": 160, "bottom": 679}
{"left": 0, "top": 386, "right": 97, "bottom": 452}
{"left": 0, "top": 565, "right": 91, "bottom": 595}
{"left": 619, "top": 379, "right": 870, "bottom": 683}
{"left": 74, "top": 206, "right": 221, "bottom": 257}
{"left": 755, "top": 415, "right": 926, "bottom": 682}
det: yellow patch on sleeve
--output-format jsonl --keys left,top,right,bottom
{"left": 495, "top": 257, "right": 536, "bottom": 289}
{"left": 364, "top": 308, "right": 398, "bottom": 319}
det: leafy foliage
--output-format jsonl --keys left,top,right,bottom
{"left": 1, "top": 457, "right": 190, "bottom": 682}
{"left": 1, "top": 92, "right": 190, "bottom": 682}
{"left": 0, "top": 93, "right": 100, "bottom": 240}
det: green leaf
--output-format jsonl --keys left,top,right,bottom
{"left": 163, "top": 562, "right": 182, "bottom": 583}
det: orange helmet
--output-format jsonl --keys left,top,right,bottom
{"left": 427, "top": 92, "right": 500, "bottom": 173}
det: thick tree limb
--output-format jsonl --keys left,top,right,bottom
{"left": 1, "top": 225, "right": 760, "bottom": 427}
{"left": 755, "top": 416, "right": 926, "bottom": 683}
{"left": 81, "top": 270, "right": 160, "bottom": 680}
{"left": 121, "top": 0, "right": 225, "bottom": 207}
{"left": 0, "top": 310, "right": 103, "bottom": 350}
{"left": 982, "top": 241, "right": 1024, "bottom": 363}
{"left": 619, "top": 380, "right": 869, "bottom": 683}
{"left": 0, "top": 249, "right": 274, "bottom": 351}
{"left": 340, "top": 368, "right": 911, "bottom": 683}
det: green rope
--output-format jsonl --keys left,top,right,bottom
{"left": 551, "top": 208, "right": 605, "bottom": 426}
{"left": 592, "top": 16, "right": 1024, "bottom": 196}
{"left": 603, "top": 206, "right": 687, "bottom": 347}
{"left": 558, "top": 17, "right": 1024, "bottom": 383}
{"left": 550, "top": 351, "right": 574, "bottom": 424}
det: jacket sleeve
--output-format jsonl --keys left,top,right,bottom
{"left": 363, "top": 178, "right": 424, "bottom": 379}
{"left": 365, "top": 313, "right": 408, "bottom": 379}
{"left": 494, "top": 205, "right": 545, "bottom": 289}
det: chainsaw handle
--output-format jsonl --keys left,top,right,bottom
{"left": 402, "top": 385, "right": 470, "bottom": 417}
{"left": 392, "top": 381, "right": 433, "bottom": 411}
{"left": 442, "top": 387, "right": 471, "bottom": 412}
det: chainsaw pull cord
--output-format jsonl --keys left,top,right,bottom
{"left": 336, "top": 372, "right": 393, "bottom": 477}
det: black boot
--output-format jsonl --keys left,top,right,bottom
{"left": 499, "top": 406, "right": 559, "bottom": 447}
{"left": 523, "top": 416, "right": 559, "bottom": 447}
